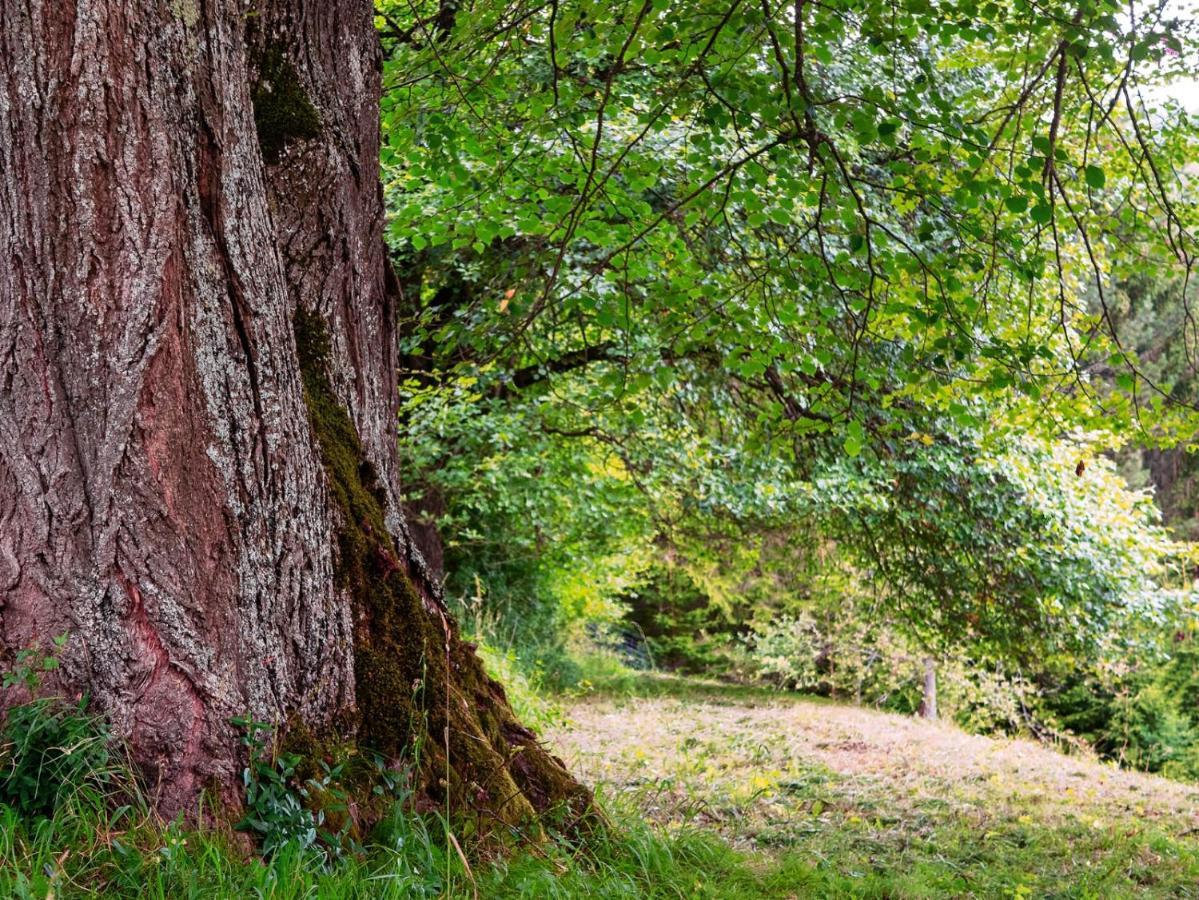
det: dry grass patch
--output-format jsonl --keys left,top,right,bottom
{"left": 546, "top": 674, "right": 1199, "bottom": 897}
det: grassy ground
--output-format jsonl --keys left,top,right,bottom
{"left": 545, "top": 672, "right": 1199, "bottom": 898}
{"left": 5, "top": 672, "right": 1199, "bottom": 897}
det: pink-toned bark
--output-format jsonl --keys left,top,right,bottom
{"left": 0, "top": 0, "right": 576, "bottom": 819}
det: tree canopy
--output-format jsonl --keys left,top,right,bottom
{"left": 378, "top": 0, "right": 1199, "bottom": 662}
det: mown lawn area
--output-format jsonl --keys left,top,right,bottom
{"left": 545, "top": 673, "right": 1199, "bottom": 898}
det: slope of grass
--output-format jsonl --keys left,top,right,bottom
{"left": 547, "top": 672, "right": 1199, "bottom": 898}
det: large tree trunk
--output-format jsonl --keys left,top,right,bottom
{"left": 0, "top": 0, "right": 588, "bottom": 826}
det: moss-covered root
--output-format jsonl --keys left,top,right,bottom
{"left": 293, "top": 307, "right": 595, "bottom": 837}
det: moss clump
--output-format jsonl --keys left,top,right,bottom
{"left": 251, "top": 46, "right": 321, "bottom": 164}
{"left": 294, "top": 307, "right": 429, "bottom": 758}
{"left": 293, "top": 307, "right": 596, "bottom": 838}
{"left": 277, "top": 718, "right": 345, "bottom": 786}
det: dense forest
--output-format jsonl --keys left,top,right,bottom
{"left": 3, "top": 0, "right": 1199, "bottom": 895}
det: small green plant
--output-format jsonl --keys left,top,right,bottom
{"left": 2, "top": 633, "right": 67, "bottom": 691}
{"left": 0, "top": 635, "right": 113, "bottom": 819}
{"left": 231, "top": 716, "right": 356, "bottom": 865}
{"left": 476, "top": 641, "right": 565, "bottom": 732}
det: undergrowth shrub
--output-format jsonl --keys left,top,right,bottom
{"left": 1038, "top": 654, "right": 1199, "bottom": 782}
{"left": 743, "top": 610, "right": 1029, "bottom": 732}
{"left": 232, "top": 716, "right": 362, "bottom": 864}
{"left": 0, "top": 637, "right": 114, "bottom": 819}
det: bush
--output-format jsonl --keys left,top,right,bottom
{"left": 232, "top": 717, "right": 364, "bottom": 864}
{"left": 743, "top": 609, "right": 1030, "bottom": 732}
{"left": 0, "top": 640, "right": 113, "bottom": 818}
{"left": 0, "top": 696, "right": 112, "bottom": 819}
{"left": 1037, "top": 652, "right": 1199, "bottom": 782}
{"left": 743, "top": 610, "right": 922, "bottom": 707}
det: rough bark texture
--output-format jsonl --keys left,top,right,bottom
{"left": 0, "top": 0, "right": 589, "bottom": 826}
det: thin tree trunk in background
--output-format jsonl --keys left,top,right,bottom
{"left": 920, "top": 658, "right": 938, "bottom": 720}
{"left": 0, "top": 0, "right": 588, "bottom": 824}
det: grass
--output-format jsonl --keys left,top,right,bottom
{"left": 547, "top": 671, "right": 1199, "bottom": 897}
{"left": 0, "top": 782, "right": 824, "bottom": 899}
{"left": 4, "top": 670, "right": 1199, "bottom": 897}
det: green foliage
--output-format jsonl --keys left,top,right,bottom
{"left": 634, "top": 427, "right": 1192, "bottom": 665}
{"left": 806, "top": 434, "right": 1193, "bottom": 659}
{"left": 378, "top": 0, "right": 1199, "bottom": 451}
{"left": 1036, "top": 624, "right": 1199, "bottom": 781}
{"left": 0, "top": 697, "right": 111, "bottom": 821}
{"left": 623, "top": 566, "right": 738, "bottom": 673}
{"left": 369, "top": 0, "right": 1199, "bottom": 811}
{"left": 564, "top": 640, "right": 644, "bottom": 698}
{"left": 401, "top": 380, "right": 652, "bottom": 671}
{"left": 1107, "top": 681, "right": 1199, "bottom": 777}
{"left": 0, "top": 637, "right": 113, "bottom": 820}
{"left": 370, "top": 0, "right": 1199, "bottom": 799}
{"left": 232, "top": 717, "right": 360, "bottom": 864}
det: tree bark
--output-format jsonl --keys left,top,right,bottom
{"left": 0, "top": 0, "right": 588, "bottom": 826}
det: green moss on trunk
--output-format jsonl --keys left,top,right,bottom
{"left": 292, "top": 307, "right": 594, "bottom": 837}
{"left": 251, "top": 45, "right": 321, "bottom": 164}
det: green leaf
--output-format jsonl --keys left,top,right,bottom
{"left": 845, "top": 420, "right": 865, "bottom": 457}
{"left": 1029, "top": 203, "right": 1053, "bottom": 224}
{"left": 1084, "top": 165, "right": 1105, "bottom": 189}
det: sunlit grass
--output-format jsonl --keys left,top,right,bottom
{"left": 5, "top": 670, "right": 1199, "bottom": 897}
{"left": 548, "top": 672, "right": 1199, "bottom": 898}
